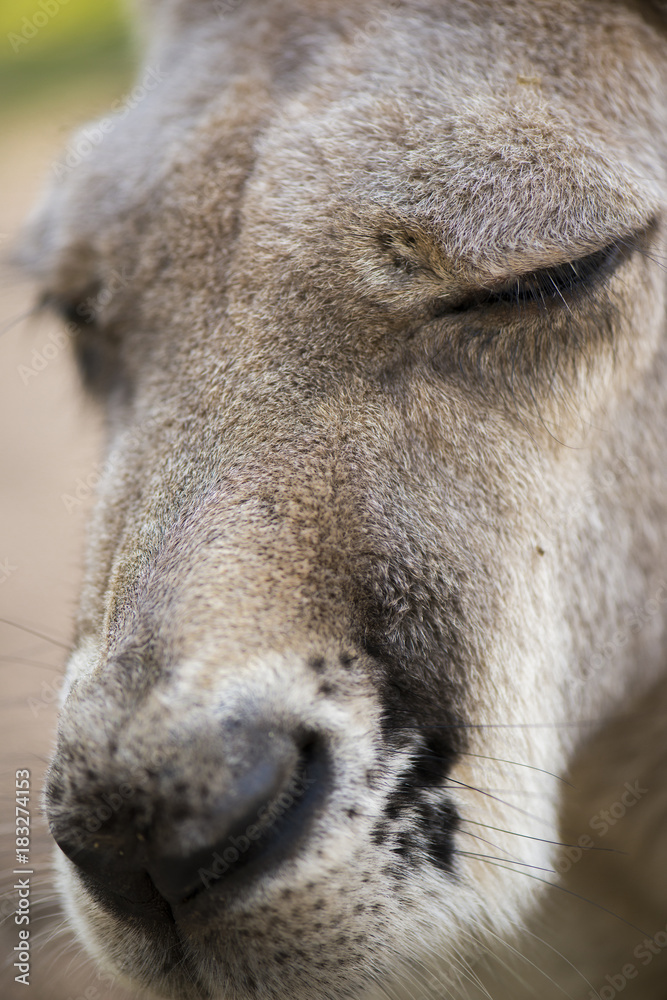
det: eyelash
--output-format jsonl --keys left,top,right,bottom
{"left": 432, "top": 240, "right": 632, "bottom": 318}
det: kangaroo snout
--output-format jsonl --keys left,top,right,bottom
{"left": 48, "top": 707, "right": 329, "bottom": 915}
{"left": 41, "top": 428, "right": 471, "bottom": 998}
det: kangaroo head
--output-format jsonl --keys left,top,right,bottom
{"left": 18, "top": 1, "right": 667, "bottom": 997}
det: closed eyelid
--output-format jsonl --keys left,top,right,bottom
{"left": 430, "top": 225, "right": 656, "bottom": 317}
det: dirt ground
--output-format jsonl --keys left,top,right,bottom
{"left": 0, "top": 89, "right": 137, "bottom": 999}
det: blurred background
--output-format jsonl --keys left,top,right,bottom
{"left": 1, "top": 2, "right": 141, "bottom": 996}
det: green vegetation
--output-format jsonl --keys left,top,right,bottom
{"left": 1, "top": 0, "right": 135, "bottom": 109}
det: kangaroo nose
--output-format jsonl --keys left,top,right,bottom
{"left": 148, "top": 736, "right": 326, "bottom": 906}
{"left": 48, "top": 726, "right": 328, "bottom": 916}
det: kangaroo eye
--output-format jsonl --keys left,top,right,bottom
{"left": 44, "top": 292, "right": 125, "bottom": 395}
{"left": 46, "top": 292, "right": 98, "bottom": 330}
{"left": 484, "top": 242, "right": 627, "bottom": 307}
{"left": 432, "top": 237, "right": 639, "bottom": 318}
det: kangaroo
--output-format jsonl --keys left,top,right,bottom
{"left": 17, "top": 1, "right": 667, "bottom": 998}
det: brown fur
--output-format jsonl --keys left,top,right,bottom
{"left": 17, "top": 1, "right": 667, "bottom": 997}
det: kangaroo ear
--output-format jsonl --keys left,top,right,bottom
{"left": 15, "top": 0, "right": 232, "bottom": 292}
{"left": 12, "top": 158, "right": 106, "bottom": 313}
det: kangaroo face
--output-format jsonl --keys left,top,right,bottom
{"left": 19, "top": 1, "right": 667, "bottom": 998}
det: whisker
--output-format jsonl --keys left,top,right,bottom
{"left": 455, "top": 788, "right": 554, "bottom": 797}
{"left": 477, "top": 919, "right": 579, "bottom": 998}
{"left": 405, "top": 719, "right": 604, "bottom": 730}
{"left": 0, "top": 617, "right": 69, "bottom": 651}
{"left": 548, "top": 273, "right": 574, "bottom": 317}
{"left": 0, "top": 305, "right": 38, "bottom": 340}
{"left": 461, "top": 818, "right": 624, "bottom": 854}
{"left": 458, "top": 826, "right": 541, "bottom": 867}
{"left": 520, "top": 922, "right": 604, "bottom": 996}
{"left": 456, "top": 919, "right": 539, "bottom": 996}
{"left": 2, "top": 695, "right": 58, "bottom": 709}
{"left": 453, "top": 849, "right": 557, "bottom": 874}
{"left": 0, "top": 655, "right": 64, "bottom": 672}
{"left": 444, "top": 775, "right": 553, "bottom": 828}
{"left": 456, "top": 750, "right": 573, "bottom": 787}
{"left": 461, "top": 856, "right": 650, "bottom": 937}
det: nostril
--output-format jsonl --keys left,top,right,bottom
{"left": 148, "top": 737, "right": 329, "bottom": 905}
{"left": 49, "top": 829, "right": 175, "bottom": 923}
{"left": 47, "top": 727, "right": 330, "bottom": 918}
{"left": 80, "top": 864, "right": 174, "bottom": 923}
{"left": 148, "top": 732, "right": 329, "bottom": 908}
